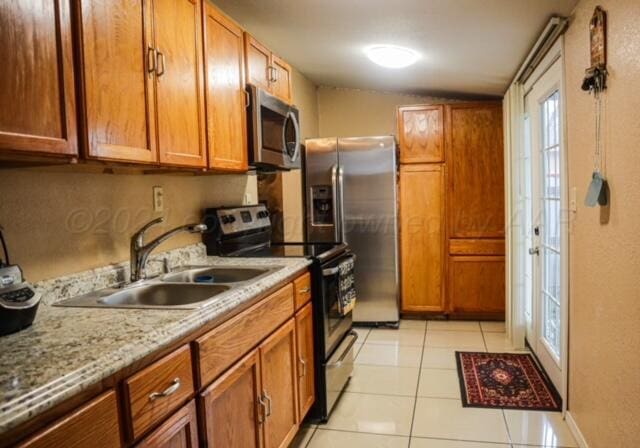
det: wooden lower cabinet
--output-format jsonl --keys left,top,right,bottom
{"left": 260, "top": 319, "right": 299, "bottom": 448}
{"left": 18, "top": 390, "right": 121, "bottom": 448}
{"left": 137, "top": 401, "right": 199, "bottom": 448}
{"left": 295, "top": 303, "right": 315, "bottom": 420}
{"left": 448, "top": 256, "right": 505, "bottom": 316}
{"left": 199, "top": 318, "right": 300, "bottom": 448}
{"left": 400, "top": 164, "right": 446, "bottom": 313}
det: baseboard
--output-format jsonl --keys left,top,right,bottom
{"left": 565, "top": 411, "right": 589, "bottom": 448}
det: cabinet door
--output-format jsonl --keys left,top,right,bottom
{"left": 271, "top": 55, "right": 292, "bottom": 104}
{"left": 137, "top": 401, "right": 199, "bottom": 448}
{"left": 295, "top": 303, "right": 315, "bottom": 420}
{"left": 200, "top": 350, "right": 263, "bottom": 448}
{"left": 0, "top": 0, "right": 77, "bottom": 156}
{"left": 446, "top": 103, "right": 504, "bottom": 238}
{"left": 397, "top": 105, "right": 444, "bottom": 163}
{"left": 260, "top": 319, "right": 299, "bottom": 448}
{"left": 154, "top": 0, "right": 207, "bottom": 167}
{"left": 448, "top": 256, "right": 505, "bottom": 315}
{"left": 400, "top": 164, "right": 445, "bottom": 312}
{"left": 203, "top": 4, "right": 248, "bottom": 172}
{"left": 19, "top": 391, "right": 121, "bottom": 448}
{"left": 244, "top": 34, "right": 271, "bottom": 91}
{"left": 77, "top": 0, "right": 157, "bottom": 163}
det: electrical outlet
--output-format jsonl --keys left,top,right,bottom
{"left": 243, "top": 192, "right": 253, "bottom": 205}
{"left": 153, "top": 186, "right": 164, "bottom": 212}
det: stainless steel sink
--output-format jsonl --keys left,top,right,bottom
{"left": 55, "top": 282, "right": 230, "bottom": 310}
{"left": 161, "top": 266, "right": 274, "bottom": 284}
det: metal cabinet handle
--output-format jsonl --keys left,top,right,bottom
{"left": 244, "top": 90, "right": 250, "bottom": 108}
{"left": 299, "top": 287, "right": 311, "bottom": 294}
{"left": 147, "top": 45, "right": 156, "bottom": 76}
{"left": 149, "top": 377, "right": 181, "bottom": 400}
{"left": 257, "top": 396, "right": 267, "bottom": 423}
{"left": 156, "top": 49, "right": 166, "bottom": 77}
{"left": 299, "top": 356, "right": 307, "bottom": 378}
{"left": 263, "top": 391, "right": 272, "bottom": 417}
{"left": 529, "top": 247, "right": 540, "bottom": 256}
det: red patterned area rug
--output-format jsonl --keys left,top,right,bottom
{"left": 456, "top": 351, "right": 561, "bottom": 411}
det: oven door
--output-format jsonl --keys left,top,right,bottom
{"left": 248, "top": 84, "right": 300, "bottom": 170}
{"left": 320, "top": 254, "right": 354, "bottom": 358}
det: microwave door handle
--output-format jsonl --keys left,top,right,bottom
{"left": 331, "top": 164, "right": 341, "bottom": 242}
{"left": 289, "top": 111, "right": 301, "bottom": 161}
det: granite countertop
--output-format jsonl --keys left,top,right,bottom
{"left": 0, "top": 244, "right": 311, "bottom": 435}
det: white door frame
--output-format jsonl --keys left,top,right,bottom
{"left": 508, "top": 38, "right": 569, "bottom": 411}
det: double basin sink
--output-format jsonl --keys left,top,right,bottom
{"left": 55, "top": 266, "right": 279, "bottom": 310}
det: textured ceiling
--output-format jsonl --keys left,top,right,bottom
{"left": 212, "top": 0, "right": 578, "bottom": 98}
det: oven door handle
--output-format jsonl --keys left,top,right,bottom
{"left": 322, "top": 266, "right": 340, "bottom": 276}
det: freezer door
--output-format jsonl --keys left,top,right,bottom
{"left": 305, "top": 138, "right": 340, "bottom": 242}
{"left": 338, "top": 136, "right": 399, "bottom": 323}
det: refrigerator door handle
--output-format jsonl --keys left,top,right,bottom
{"left": 337, "top": 165, "right": 346, "bottom": 243}
{"left": 331, "top": 164, "right": 341, "bottom": 241}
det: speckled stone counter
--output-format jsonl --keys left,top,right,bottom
{"left": 0, "top": 244, "right": 311, "bottom": 435}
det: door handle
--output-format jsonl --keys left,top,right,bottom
{"left": 331, "top": 164, "right": 341, "bottom": 241}
{"left": 337, "top": 165, "right": 346, "bottom": 243}
{"left": 262, "top": 391, "right": 272, "bottom": 417}
{"left": 156, "top": 49, "right": 166, "bottom": 77}
{"left": 147, "top": 45, "right": 156, "bottom": 76}
{"left": 529, "top": 247, "right": 540, "bottom": 256}
{"left": 299, "top": 356, "right": 307, "bottom": 378}
{"left": 257, "top": 396, "right": 267, "bottom": 423}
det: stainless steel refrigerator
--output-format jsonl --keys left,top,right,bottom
{"left": 304, "top": 136, "right": 399, "bottom": 324}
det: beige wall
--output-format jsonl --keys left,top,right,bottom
{"left": 565, "top": 0, "right": 640, "bottom": 445}
{"left": 282, "top": 69, "right": 319, "bottom": 241}
{"left": 0, "top": 167, "right": 256, "bottom": 282}
{"left": 317, "top": 86, "right": 455, "bottom": 137}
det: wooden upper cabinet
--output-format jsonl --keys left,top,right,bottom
{"left": 295, "top": 303, "right": 315, "bottom": 420}
{"left": 398, "top": 105, "right": 444, "bottom": 164}
{"left": 137, "top": 400, "right": 199, "bottom": 448}
{"left": 446, "top": 103, "right": 505, "bottom": 238}
{"left": 18, "top": 391, "right": 121, "bottom": 448}
{"left": 154, "top": 0, "right": 207, "bottom": 168}
{"left": 245, "top": 34, "right": 271, "bottom": 91}
{"left": 400, "top": 164, "right": 446, "bottom": 313}
{"left": 203, "top": 4, "right": 248, "bottom": 172}
{"left": 260, "top": 319, "right": 299, "bottom": 448}
{"left": 200, "top": 350, "right": 263, "bottom": 448}
{"left": 0, "top": 0, "right": 77, "bottom": 157}
{"left": 76, "top": 0, "right": 157, "bottom": 164}
{"left": 244, "top": 33, "right": 294, "bottom": 104}
{"left": 271, "top": 55, "right": 292, "bottom": 104}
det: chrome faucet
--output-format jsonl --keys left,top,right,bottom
{"left": 130, "top": 217, "right": 208, "bottom": 282}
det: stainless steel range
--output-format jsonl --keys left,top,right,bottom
{"left": 202, "top": 204, "right": 357, "bottom": 421}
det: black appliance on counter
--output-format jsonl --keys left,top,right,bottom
{"left": 202, "top": 204, "right": 357, "bottom": 422}
{"left": 0, "top": 226, "right": 41, "bottom": 336}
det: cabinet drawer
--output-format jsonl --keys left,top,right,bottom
{"left": 123, "top": 345, "right": 194, "bottom": 440}
{"left": 19, "top": 390, "right": 121, "bottom": 448}
{"left": 195, "top": 283, "right": 294, "bottom": 387}
{"left": 293, "top": 272, "right": 312, "bottom": 310}
{"left": 449, "top": 239, "right": 505, "bottom": 256}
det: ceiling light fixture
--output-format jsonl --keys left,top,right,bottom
{"left": 365, "top": 45, "right": 419, "bottom": 69}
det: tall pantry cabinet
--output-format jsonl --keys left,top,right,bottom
{"left": 398, "top": 102, "right": 505, "bottom": 319}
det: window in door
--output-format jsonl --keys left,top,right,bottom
{"left": 540, "top": 90, "right": 561, "bottom": 357}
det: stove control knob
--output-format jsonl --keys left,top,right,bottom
{"left": 227, "top": 215, "right": 236, "bottom": 223}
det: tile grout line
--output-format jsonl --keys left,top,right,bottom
{"left": 407, "top": 322, "right": 428, "bottom": 447}
{"left": 301, "top": 424, "right": 318, "bottom": 448}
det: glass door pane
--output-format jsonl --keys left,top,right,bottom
{"left": 540, "top": 90, "right": 561, "bottom": 358}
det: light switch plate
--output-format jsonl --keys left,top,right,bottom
{"left": 570, "top": 186, "right": 577, "bottom": 212}
{"left": 153, "top": 186, "right": 164, "bottom": 212}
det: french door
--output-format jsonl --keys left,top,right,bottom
{"left": 523, "top": 48, "right": 567, "bottom": 397}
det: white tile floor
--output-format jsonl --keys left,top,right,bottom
{"left": 292, "top": 320, "right": 577, "bottom": 448}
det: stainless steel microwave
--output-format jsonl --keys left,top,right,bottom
{"left": 247, "top": 84, "right": 301, "bottom": 170}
